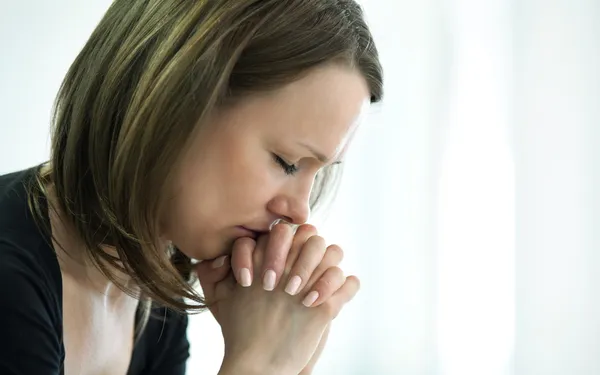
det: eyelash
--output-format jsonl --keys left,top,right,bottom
{"left": 272, "top": 154, "right": 299, "bottom": 176}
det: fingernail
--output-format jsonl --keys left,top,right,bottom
{"left": 263, "top": 269, "right": 276, "bottom": 291}
{"left": 303, "top": 291, "right": 319, "bottom": 307}
{"left": 269, "top": 219, "right": 283, "bottom": 231}
{"left": 239, "top": 268, "right": 252, "bottom": 287}
{"left": 211, "top": 256, "right": 227, "bottom": 269}
{"left": 285, "top": 275, "right": 302, "bottom": 296}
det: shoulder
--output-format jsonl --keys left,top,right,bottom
{"left": 0, "top": 241, "right": 64, "bottom": 373}
{"left": 0, "top": 166, "right": 62, "bottom": 295}
{"left": 0, "top": 241, "right": 61, "bottom": 309}
{"left": 0, "top": 166, "right": 63, "bottom": 328}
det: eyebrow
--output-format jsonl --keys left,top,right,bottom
{"left": 297, "top": 141, "right": 342, "bottom": 165}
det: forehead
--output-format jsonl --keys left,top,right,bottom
{"left": 271, "top": 65, "right": 369, "bottom": 129}
{"left": 224, "top": 65, "right": 370, "bottom": 155}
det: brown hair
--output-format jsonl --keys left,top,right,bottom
{"left": 29, "top": 0, "right": 383, "bottom": 322}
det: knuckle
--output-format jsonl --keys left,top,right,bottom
{"left": 293, "top": 248, "right": 327, "bottom": 280}
{"left": 315, "top": 270, "right": 345, "bottom": 293}
{"left": 268, "top": 248, "right": 288, "bottom": 263}
{"left": 233, "top": 237, "right": 256, "bottom": 252}
{"left": 265, "top": 251, "right": 287, "bottom": 271}
{"left": 230, "top": 254, "right": 247, "bottom": 270}
{"left": 270, "top": 223, "right": 285, "bottom": 236}
{"left": 321, "top": 251, "right": 342, "bottom": 269}
{"left": 293, "top": 263, "right": 312, "bottom": 280}
{"left": 272, "top": 222, "right": 294, "bottom": 237}
{"left": 327, "top": 244, "right": 344, "bottom": 256}
{"left": 326, "top": 244, "right": 344, "bottom": 260}
{"left": 296, "top": 223, "right": 318, "bottom": 236}
{"left": 316, "top": 277, "right": 333, "bottom": 290}
{"left": 315, "top": 269, "right": 343, "bottom": 291}
{"left": 330, "top": 266, "right": 345, "bottom": 280}
{"left": 305, "top": 235, "right": 326, "bottom": 250}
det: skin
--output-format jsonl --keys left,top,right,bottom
{"left": 195, "top": 223, "right": 349, "bottom": 375}
{"left": 50, "top": 64, "right": 370, "bottom": 375}
{"left": 197, "top": 226, "right": 361, "bottom": 375}
{"left": 162, "top": 63, "right": 370, "bottom": 262}
{"left": 188, "top": 64, "right": 370, "bottom": 373}
{"left": 49, "top": 192, "right": 140, "bottom": 375}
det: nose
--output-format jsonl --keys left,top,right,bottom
{"left": 267, "top": 181, "right": 312, "bottom": 225}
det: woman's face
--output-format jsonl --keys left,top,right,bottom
{"left": 162, "top": 64, "right": 370, "bottom": 261}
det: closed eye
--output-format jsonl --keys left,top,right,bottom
{"left": 272, "top": 154, "right": 299, "bottom": 176}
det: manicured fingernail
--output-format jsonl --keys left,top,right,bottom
{"left": 285, "top": 275, "right": 302, "bottom": 296}
{"left": 211, "top": 256, "right": 227, "bottom": 269}
{"left": 269, "top": 219, "right": 283, "bottom": 231}
{"left": 263, "top": 270, "right": 276, "bottom": 291}
{"left": 303, "top": 291, "right": 319, "bottom": 307}
{"left": 239, "top": 268, "right": 252, "bottom": 287}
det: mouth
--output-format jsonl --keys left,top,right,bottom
{"left": 236, "top": 226, "right": 268, "bottom": 239}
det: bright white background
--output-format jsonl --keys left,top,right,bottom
{"left": 1, "top": 0, "right": 599, "bottom": 374}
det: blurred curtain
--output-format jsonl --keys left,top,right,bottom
{"left": 513, "top": 0, "right": 600, "bottom": 374}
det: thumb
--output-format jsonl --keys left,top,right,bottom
{"left": 194, "top": 255, "right": 231, "bottom": 303}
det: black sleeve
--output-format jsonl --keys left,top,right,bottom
{"left": 139, "top": 307, "right": 190, "bottom": 375}
{"left": 0, "top": 245, "right": 63, "bottom": 374}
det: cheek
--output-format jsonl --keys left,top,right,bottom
{"left": 219, "top": 163, "right": 279, "bottom": 216}
{"left": 217, "top": 143, "right": 280, "bottom": 207}
{"left": 158, "top": 182, "right": 221, "bottom": 258}
{"left": 158, "top": 136, "right": 284, "bottom": 251}
{"left": 158, "top": 160, "right": 214, "bottom": 237}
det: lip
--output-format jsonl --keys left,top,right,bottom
{"left": 237, "top": 226, "right": 272, "bottom": 239}
{"left": 236, "top": 226, "right": 261, "bottom": 239}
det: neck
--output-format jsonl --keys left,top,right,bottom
{"left": 45, "top": 182, "right": 137, "bottom": 300}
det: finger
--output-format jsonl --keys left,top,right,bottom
{"left": 208, "top": 271, "right": 237, "bottom": 317}
{"left": 260, "top": 222, "right": 294, "bottom": 291}
{"left": 213, "top": 271, "right": 237, "bottom": 301}
{"left": 230, "top": 237, "right": 256, "bottom": 287}
{"left": 283, "top": 224, "right": 318, "bottom": 272}
{"left": 302, "top": 244, "right": 344, "bottom": 292}
{"left": 194, "top": 256, "right": 231, "bottom": 301}
{"left": 194, "top": 255, "right": 231, "bottom": 303}
{"left": 319, "top": 275, "right": 361, "bottom": 319}
{"left": 300, "top": 266, "right": 346, "bottom": 308}
{"left": 252, "top": 233, "right": 269, "bottom": 268}
{"left": 282, "top": 235, "right": 326, "bottom": 296}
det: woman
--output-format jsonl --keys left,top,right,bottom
{"left": 0, "top": 0, "right": 383, "bottom": 374}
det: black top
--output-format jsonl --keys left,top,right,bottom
{"left": 0, "top": 168, "right": 190, "bottom": 375}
